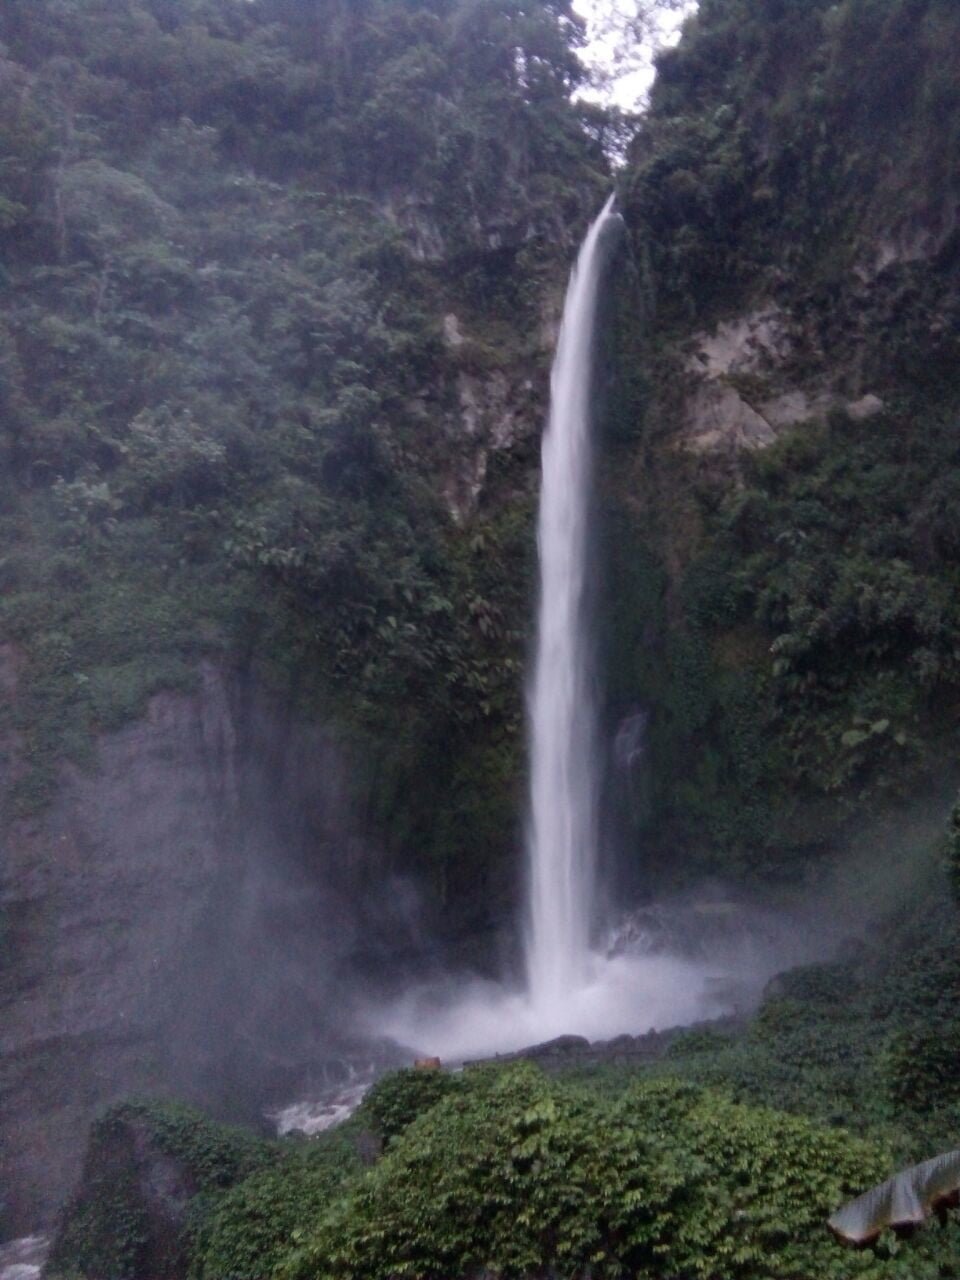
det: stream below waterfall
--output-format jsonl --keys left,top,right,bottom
{"left": 0, "top": 1236, "right": 47, "bottom": 1280}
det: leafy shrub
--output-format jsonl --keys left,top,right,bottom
{"left": 665, "top": 1025, "right": 737, "bottom": 1058}
{"left": 876, "top": 926, "right": 960, "bottom": 1116}
{"left": 48, "top": 1100, "right": 275, "bottom": 1280}
{"left": 357, "top": 1066, "right": 462, "bottom": 1148}
{"left": 280, "top": 1063, "right": 689, "bottom": 1280}
{"left": 621, "top": 1079, "right": 900, "bottom": 1280}
{"left": 113, "top": 1100, "right": 273, "bottom": 1191}
{"left": 884, "top": 1020, "right": 960, "bottom": 1116}
{"left": 48, "top": 1180, "right": 151, "bottom": 1280}
{"left": 280, "top": 1063, "right": 897, "bottom": 1280}
{"left": 190, "top": 1135, "right": 362, "bottom": 1280}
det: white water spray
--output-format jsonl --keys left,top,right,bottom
{"left": 526, "top": 193, "right": 620, "bottom": 1010}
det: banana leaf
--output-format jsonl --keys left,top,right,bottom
{"left": 829, "top": 1150, "right": 960, "bottom": 1246}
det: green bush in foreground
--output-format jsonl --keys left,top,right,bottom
{"left": 277, "top": 1064, "right": 911, "bottom": 1280}
{"left": 48, "top": 1100, "right": 275, "bottom": 1280}
{"left": 280, "top": 1063, "right": 686, "bottom": 1280}
{"left": 53, "top": 1065, "right": 960, "bottom": 1280}
{"left": 357, "top": 1065, "right": 463, "bottom": 1148}
{"left": 190, "top": 1134, "right": 362, "bottom": 1280}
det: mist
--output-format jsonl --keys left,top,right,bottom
{"left": 348, "top": 777, "right": 957, "bottom": 1069}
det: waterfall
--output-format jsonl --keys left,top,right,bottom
{"left": 526, "top": 194, "right": 622, "bottom": 1011}
{"left": 372, "top": 195, "right": 747, "bottom": 1063}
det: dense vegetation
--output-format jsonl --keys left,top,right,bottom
{"left": 606, "top": 0, "right": 960, "bottom": 884}
{"left": 48, "top": 1098, "right": 278, "bottom": 1278}
{"left": 52, "top": 894, "right": 960, "bottom": 1280}
{"left": 283, "top": 1067, "right": 893, "bottom": 1280}
{"left": 631, "top": 0, "right": 960, "bottom": 321}
{"left": 0, "top": 0, "right": 606, "bottom": 907}
{"left": 50, "top": 819, "right": 960, "bottom": 1277}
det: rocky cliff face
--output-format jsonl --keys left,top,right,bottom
{"left": 0, "top": 659, "right": 417, "bottom": 1233}
{"left": 437, "top": 290, "right": 564, "bottom": 522}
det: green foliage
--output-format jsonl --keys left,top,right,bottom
{"left": 357, "top": 1067, "right": 461, "bottom": 1148}
{"left": 282, "top": 1063, "right": 687, "bottom": 1280}
{"left": 616, "top": 393, "right": 960, "bottom": 880}
{"left": 872, "top": 920, "right": 960, "bottom": 1118}
{"left": 278, "top": 1063, "right": 902, "bottom": 1280}
{"left": 0, "top": 0, "right": 605, "bottom": 906}
{"left": 49, "top": 1181, "right": 151, "bottom": 1280}
{"left": 629, "top": 0, "right": 960, "bottom": 323}
{"left": 609, "top": 0, "right": 960, "bottom": 884}
{"left": 48, "top": 1100, "right": 275, "bottom": 1280}
{"left": 883, "top": 1019, "right": 960, "bottom": 1117}
{"left": 51, "top": 896, "right": 960, "bottom": 1280}
{"left": 732, "top": 405, "right": 960, "bottom": 795}
{"left": 621, "top": 1082, "right": 895, "bottom": 1280}
{"left": 114, "top": 1099, "right": 274, "bottom": 1191}
{"left": 622, "top": 882, "right": 960, "bottom": 1166}
{"left": 665, "top": 1025, "right": 737, "bottom": 1058}
{"left": 189, "top": 1135, "right": 362, "bottom": 1280}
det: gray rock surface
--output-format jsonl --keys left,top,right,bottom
{"left": 467, "top": 1016, "right": 744, "bottom": 1074}
{"left": 0, "top": 662, "right": 403, "bottom": 1234}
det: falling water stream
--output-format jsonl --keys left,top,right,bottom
{"left": 526, "top": 193, "right": 620, "bottom": 1009}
